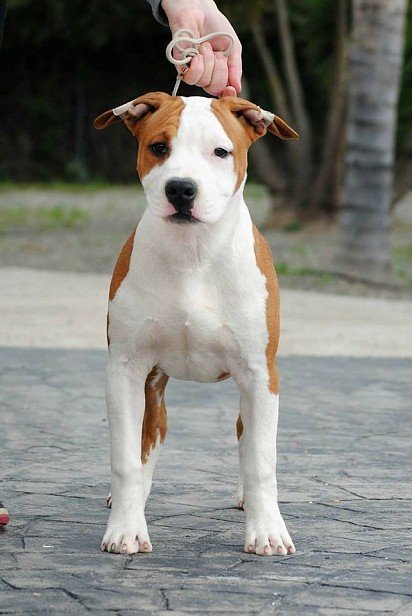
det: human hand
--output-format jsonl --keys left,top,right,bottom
{"left": 161, "top": 0, "right": 242, "bottom": 97}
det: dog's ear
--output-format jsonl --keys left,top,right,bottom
{"left": 93, "top": 92, "right": 171, "bottom": 135}
{"left": 215, "top": 96, "right": 298, "bottom": 142}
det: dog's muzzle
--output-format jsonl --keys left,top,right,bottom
{"left": 165, "top": 178, "right": 198, "bottom": 223}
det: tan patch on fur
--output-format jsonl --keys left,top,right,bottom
{"left": 109, "top": 229, "right": 136, "bottom": 301}
{"left": 107, "top": 228, "right": 136, "bottom": 346}
{"left": 236, "top": 414, "right": 243, "bottom": 440}
{"left": 141, "top": 367, "right": 169, "bottom": 464}
{"left": 135, "top": 96, "right": 185, "bottom": 179}
{"left": 216, "top": 371, "right": 230, "bottom": 382}
{"left": 252, "top": 225, "right": 280, "bottom": 395}
{"left": 212, "top": 97, "right": 298, "bottom": 193}
{"left": 211, "top": 98, "right": 253, "bottom": 192}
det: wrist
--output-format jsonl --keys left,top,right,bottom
{"left": 161, "top": 0, "right": 216, "bottom": 22}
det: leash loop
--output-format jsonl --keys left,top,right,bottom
{"left": 166, "top": 29, "right": 235, "bottom": 96}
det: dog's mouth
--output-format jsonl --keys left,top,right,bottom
{"left": 168, "top": 211, "right": 200, "bottom": 224}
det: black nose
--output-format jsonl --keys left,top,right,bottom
{"left": 165, "top": 178, "right": 198, "bottom": 211}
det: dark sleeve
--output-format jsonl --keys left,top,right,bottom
{"left": 146, "top": 0, "right": 168, "bottom": 26}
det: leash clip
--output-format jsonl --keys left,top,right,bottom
{"left": 166, "top": 29, "right": 235, "bottom": 96}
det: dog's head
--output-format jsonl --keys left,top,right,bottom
{"left": 94, "top": 92, "right": 298, "bottom": 225}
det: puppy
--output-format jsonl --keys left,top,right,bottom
{"left": 94, "top": 93, "right": 298, "bottom": 556}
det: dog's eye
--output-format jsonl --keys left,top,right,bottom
{"left": 214, "top": 147, "right": 230, "bottom": 158}
{"left": 149, "top": 142, "right": 168, "bottom": 157}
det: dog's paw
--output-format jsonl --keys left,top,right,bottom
{"left": 244, "top": 507, "right": 295, "bottom": 556}
{"left": 101, "top": 509, "right": 152, "bottom": 555}
{"left": 106, "top": 493, "right": 112, "bottom": 509}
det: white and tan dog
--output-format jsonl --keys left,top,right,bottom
{"left": 94, "top": 92, "right": 298, "bottom": 557}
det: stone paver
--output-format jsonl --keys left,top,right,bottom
{"left": 0, "top": 348, "right": 411, "bottom": 615}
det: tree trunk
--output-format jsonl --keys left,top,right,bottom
{"left": 242, "top": 77, "right": 288, "bottom": 195}
{"left": 338, "top": 0, "right": 407, "bottom": 277}
{"left": 308, "top": 0, "right": 348, "bottom": 214}
{"left": 273, "top": 0, "right": 313, "bottom": 191}
{"left": 250, "top": 19, "right": 289, "bottom": 121}
{"left": 250, "top": 18, "right": 301, "bottom": 190}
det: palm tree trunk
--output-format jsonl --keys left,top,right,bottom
{"left": 338, "top": 0, "right": 407, "bottom": 276}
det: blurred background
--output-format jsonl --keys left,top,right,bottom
{"left": 0, "top": 0, "right": 411, "bottom": 298}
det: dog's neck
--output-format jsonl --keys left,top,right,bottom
{"left": 139, "top": 189, "right": 250, "bottom": 271}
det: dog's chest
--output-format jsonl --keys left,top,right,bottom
{"left": 150, "top": 274, "right": 234, "bottom": 382}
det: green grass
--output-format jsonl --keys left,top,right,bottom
{"left": 36, "top": 206, "right": 89, "bottom": 230}
{"left": 0, "top": 181, "right": 134, "bottom": 193}
{"left": 0, "top": 207, "right": 29, "bottom": 233}
{"left": 0, "top": 205, "right": 89, "bottom": 234}
{"left": 276, "top": 262, "right": 333, "bottom": 282}
{"left": 243, "top": 183, "right": 268, "bottom": 200}
{"left": 393, "top": 245, "right": 412, "bottom": 262}
{"left": 290, "top": 245, "right": 309, "bottom": 256}
{"left": 283, "top": 221, "right": 303, "bottom": 233}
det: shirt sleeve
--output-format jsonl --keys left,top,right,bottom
{"left": 146, "top": 0, "right": 168, "bottom": 26}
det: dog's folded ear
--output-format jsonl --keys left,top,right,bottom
{"left": 93, "top": 92, "right": 171, "bottom": 134}
{"left": 215, "top": 96, "right": 298, "bottom": 142}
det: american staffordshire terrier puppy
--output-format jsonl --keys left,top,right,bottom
{"left": 94, "top": 93, "right": 298, "bottom": 556}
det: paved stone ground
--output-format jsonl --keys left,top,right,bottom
{"left": 0, "top": 348, "right": 411, "bottom": 615}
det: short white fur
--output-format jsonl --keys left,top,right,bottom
{"left": 102, "top": 96, "right": 295, "bottom": 557}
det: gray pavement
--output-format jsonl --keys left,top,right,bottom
{"left": 0, "top": 348, "right": 411, "bottom": 615}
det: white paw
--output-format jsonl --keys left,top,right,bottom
{"left": 106, "top": 492, "right": 112, "bottom": 509}
{"left": 101, "top": 501, "right": 152, "bottom": 555}
{"left": 244, "top": 506, "right": 295, "bottom": 556}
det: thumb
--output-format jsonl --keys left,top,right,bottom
{"left": 220, "top": 86, "right": 237, "bottom": 98}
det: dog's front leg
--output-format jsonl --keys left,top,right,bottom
{"left": 101, "top": 356, "right": 152, "bottom": 555}
{"left": 237, "top": 373, "right": 295, "bottom": 556}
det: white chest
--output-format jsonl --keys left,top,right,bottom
{"left": 108, "top": 205, "right": 269, "bottom": 384}
{"left": 153, "top": 276, "right": 235, "bottom": 381}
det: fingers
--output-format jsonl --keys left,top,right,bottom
{"left": 183, "top": 53, "right": 204, "bottom": 86}
{"left": 228, "top": 41, "right": 242, "bottom": 93}
{"left": 184, "top": 42, "right": 214, "bottom": 87}
{"left": 204, "top": 52, "right": 228, "bottom": 96}
{"left": 181, "top": 43, "right": 236, "bottom": 97}
{"left": 196, "top": 43, "right": 214, "bottom": 88}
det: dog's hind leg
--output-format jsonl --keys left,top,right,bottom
{"left": 141, "top": 367, "right": 169, "bottom": 504}
{"left": 236, "top": 414, "right": 245, "bottom": 510}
